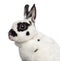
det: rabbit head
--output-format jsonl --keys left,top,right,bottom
{"left": 8, "top": 4, "right": 37, "bottom": 43}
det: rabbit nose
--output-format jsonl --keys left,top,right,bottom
{"left": 8, "top": 29, "right": 17, "bottom": 37}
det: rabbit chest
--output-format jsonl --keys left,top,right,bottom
{"left": 15, "top": 33, "right": 43, "bottom": 61}
{"left": 19, "top": 39, "right": 41, "bottom": 61}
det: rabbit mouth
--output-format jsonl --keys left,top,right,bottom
{"left": 8, "top": 35, "right": 14, "bottom": 41}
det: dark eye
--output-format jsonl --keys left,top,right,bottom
{"left": 19, "top": 24, "right": 26, "bottom": 30}
{"left": 17, "top": 23, "right": 27, "bottom": 31}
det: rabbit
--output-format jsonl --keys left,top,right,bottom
{"left": 8, "top": 4, "right": 60, "bottom": 61}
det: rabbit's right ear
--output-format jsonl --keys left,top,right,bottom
{"left": 24, "top": 4, "right": 29, "bottom": 19}
{"left": 27, "top": 4, "right": 36, "bottom": 23}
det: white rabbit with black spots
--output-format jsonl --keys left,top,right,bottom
{"left": 8, "top": 4, "right": 60, "bottom": 61}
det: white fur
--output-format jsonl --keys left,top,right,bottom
{"left": 15, "top": 32, "right": 60, "bottom": 61}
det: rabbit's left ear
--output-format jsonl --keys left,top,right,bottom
{"left": 28, "top": 4, "right": 36, "bottom": 23}
{"left": 24, "top": 4, "right": 29, "bottom": 19}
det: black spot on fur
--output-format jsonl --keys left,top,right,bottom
{"left": 37, "top": 39, "right": 40, "bottom": 42}
{"left": 17, "top": 22, "right": 31, "bottom": 32}
{"left": 29, "top": 21, "right": 32, "bottom": 25}
{"left": 34, "top": 49, "right": 38, "bottom": 52}
{"left": 9, "top": 29, "right": 17, "bottom": 37}
{"left": 26, "top": 31, "right": 30, "bottom": 36}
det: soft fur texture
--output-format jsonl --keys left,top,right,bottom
{"left": 8, "top": 4, "right": 60, "bottom": 61}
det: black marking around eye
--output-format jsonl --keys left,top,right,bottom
{"left": 17, "top": 22, "right": 31, "bottom": 32}
{"left": 34, "top": 49, "right": 38, "bottom": 52}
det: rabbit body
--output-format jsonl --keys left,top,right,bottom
{"left": 8, "top": 4, "right": 60, "bottom": 61}
{"left": 15, "top": 32, "right": 60, "bottom": 61}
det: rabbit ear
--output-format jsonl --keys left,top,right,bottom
{"left": 28, "top": 4, "right": 36, "bottom": 23}
{"left": 24, "top": 4, "right": 29, "bottom": 18}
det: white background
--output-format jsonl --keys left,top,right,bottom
{"left": 0, "top": 0, "right": 60, "bottom": 61}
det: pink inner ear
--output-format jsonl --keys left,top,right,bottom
{"left": 31, "top": 8, "right": 35, "bottom": 22}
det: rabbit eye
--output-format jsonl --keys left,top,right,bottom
{"left": 17, "top": 22, "right": 30, "bottom": 32}
{"left": 19, "top": 24, "right": 26, "bottom": 30}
